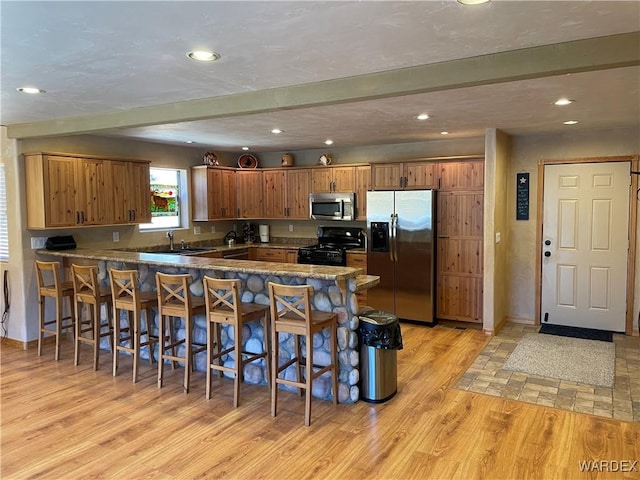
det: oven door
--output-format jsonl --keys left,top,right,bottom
{"left": 309, "top": 193, "right": 354, "bottom": 221}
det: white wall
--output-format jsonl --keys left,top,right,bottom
{"left": 506, "top": 127, "right": 640, "bottom": 333}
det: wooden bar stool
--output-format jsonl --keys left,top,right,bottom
{"left": 35, "top": 260, "right": 75, "bottom": 361}
{"left": 267, "top": 282, "right": 339, "bottom": 426}
{"left": 156, "top": 273, "right": 207, "bottom": 394}
{"left": 71, "top": 264, "right": 114, "bottom": 370}
{"left": 110, "top": 269, "right": 159, "bottom": 383}
{"left": 203, "top": 276, "right": 271, "bottom": 407}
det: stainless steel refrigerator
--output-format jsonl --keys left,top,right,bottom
{"left": 366, "top": 190, "right": 436, "bottom": 325}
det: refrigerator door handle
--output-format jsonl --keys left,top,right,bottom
{"left": 388, "top": 214, "right": 394, "bottom": 262}
{"left": 391, "top": 213, "right": 398, "bottom": 262}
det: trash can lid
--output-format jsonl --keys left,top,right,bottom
{"left": 359, "top": 309, "right": 398, "bottom": 326}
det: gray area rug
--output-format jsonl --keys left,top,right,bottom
{"left": 503, "top": 333, "right": 615, "bottom": 387}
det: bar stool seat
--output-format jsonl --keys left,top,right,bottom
{"left": 203, "top": 276, "right": 271, "bottom": 408}
{"left": 267, "top": 282, "right": 339, "bottom": 426}
{"left": 110, "top": 269, "right": 159, "bottom": 383}
{"left": 71, "top": 264, "right": 113, "bottom": 370}
{"left": 156, "top": 272, "right": 207, "bottom": 394}
{"left": 35, "top": 260, "right": 75, "bottom": 361}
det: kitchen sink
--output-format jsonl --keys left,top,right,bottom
{"left": 145, "top": 247, "right": 217, "bottom": 255}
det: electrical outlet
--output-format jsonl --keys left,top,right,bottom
{"left": 495, "top": 232, "right": 501, "bottom": 244}
{"left": 289, "top": 224, "right": 294, "bottom": 232}
{"left": 112, "top": 231, "right": 120, "bottom": 242}
{"left": 210, "top": 225, "right": 216, "bottom": 233}
{"left": 30, "top": 237, "right": 47, "bottom": 249}
{"left": 194, "top": 226, "right": 201, "bottom": 235}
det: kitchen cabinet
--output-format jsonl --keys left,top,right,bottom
{"left": 263, "top": 168, "right": 311, "bottom": 219}
{"left": 346, "top": 251, "right": 367, "bottom": 306}
{"left": 236, "top": 170, "right": 263, "bottom": 219}
{"left": 25, "top": 153, "right": 149, "bottom": 229}
{"left": 111, "top": 160, "right": 152, "bottom": 224}
{"left": 436, "top": 159, "right": 484, "bottom": 323}
{"left": 354, "top": 166, "right": 371, "bottom": 219}
{"left": 253, "top": 247, "right": 286, "bottom": 262}
{"left": 312, "top": 166, "right": 355, "bottom": 193}
{"left": 191, "top": 166, "right": 236, "bottom": 220}
{"left": 437, "top": 160, "right": 484, "bottom": 190}
{"left": 371, "top": 161, "right": 435, "bottom": 190}
{"left": 285, "top": 249, "right": 298, "bottom": 264}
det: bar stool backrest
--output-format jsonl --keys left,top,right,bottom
{"left": 35, "top": 260, "right": 64, "bottom": 296}
{"left": 203, "top": 277, "right": 241, "bottom": 322}
{"left": 268, "top": 283, "right": 314, "bottom": 332}
{"left": 156, "top": 273, "right": 193, "bottom": 317}
{"left": 71, "top": 264, "right": 100, "bottom": 303}
{"left": 109, "top": 269, "right": 142, "bottom": 311}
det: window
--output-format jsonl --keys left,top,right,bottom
{"left": 139, "top": 167, "right": 188, "bottom": 231}
{"left": 0, "top": 162, "right": 7, "bottom": 261}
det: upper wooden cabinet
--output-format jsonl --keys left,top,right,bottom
{"left": 111, "top": 160, "right": 151, "bottom": 225}
{"left": 25, "top": 153, "right": 150, "bottom": 229}
{"left": 371, "top": 161, "right": 435, "bottom": 190}
{"left": 263, "top": 168, "right": 312, "bottom": 219}
{"left": 191, "top": 166, "right": 236, "bottom": 221}
{"left": 312, "top": 166, "right": 355, "bottom": 193}
{"left": 236, "top": 170, "right": 263, "bottom": 219}
{"left": 437, "top": 160, "right": 484, "bottom": 190}
{"left": 354, "top": 166, "right": 371, "bottom": 219}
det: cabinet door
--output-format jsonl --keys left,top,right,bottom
{"left": 263, "top": 170, "right": 286, "bottom": 218}
{"left": 285, "top": 249, "right": 298, "bottom": 264}
{"left": 254, "top": 247, "right": 285, "bottom": 262}
{"left": 354, "top": 166, "right": 370, "bottom": 219}
{"left": 286, "top": 169, "right": 311, "bottom": 219}
{"left": 436, "top": 191, "right": 484, "bottom": 323}
{"left": 236, "top": 171, "right": 263, "bottom": 218}
{"left": 43, "top": 155, "right": 77, "bottom": 227}
{"left": 220, "top": 170, "right": 236, "bottom": 219}
{"left": 405, "top": 162, "right": 435, "bottom": 189}
{"left": 371, "top": 164, "right": 401, "bottom": 190}
{"left": 312, "top": 169, "right": 333, "bottom": 193}
{"left": 128, "top": 162, "right": 151, "bottom": 223}
{"left": 438, "top": 160, "right": 484, "bottom": 190}
{"left": 110, "top": 161, "right": 130, "bottom": 224}
{"left": 76, "top": 158, "right": 111, "bottom": 225}
{"left": 332, "top": 167, "right": 355, "bottom": 192}
{"left": 347, "top": 252, "right": 368, "bottom": 306}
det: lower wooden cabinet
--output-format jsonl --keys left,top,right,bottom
{"left": 346, "top": 251, "right": 367, "bottom": 307}
{"left": 252, "top": 247, "right": 299, "bottom": 263}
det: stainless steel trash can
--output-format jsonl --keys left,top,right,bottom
{"left": 358, "top": 309, "right": 403, "bottom": 403}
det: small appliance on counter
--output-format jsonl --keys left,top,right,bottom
{"left": 224, "top": 230, "right": 237, "bottom": 247}
{"left": 259, "top": 224, "right": 270, "bottom": 243}
{"left": 297, "top": 226, "right": 364, "bottom": 266}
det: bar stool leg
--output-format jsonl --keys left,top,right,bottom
{"left": 305, "top": 334, "right": 313, "bottom": 427}
{"left": 113, "top": 307, "right": 120, "bottom": 376}
{"left": 157, "top": 313, "right": 165, "bottom": 388}
{"left": 37, "top": 297, "right": 45, "bottom": 357}
{"left": 331, "top": 321, "right": 338, "bottom": 405}
{"left": 233, "top": 322, "right": 242, "bottom": 408}
{"left": 184, "top": 318, "right": 192, "bottom": 394}
{"left": 55, "top": 296, "right": 63, "bottom": 361}
{"left": 133, "top": 309, "right": 141, "bottom": 384}
{"left": 271, "top": 329, "right": 278, "bottom": 418}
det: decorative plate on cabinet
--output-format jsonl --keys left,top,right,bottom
{"left": 238, "top": 154, "right": 258, "bottom": 169}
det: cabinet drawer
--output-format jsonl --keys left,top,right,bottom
{"left": 346, "top": 252, "right": 367, "bottom": 273}
{"left": 254, "top": 248, "right": 286, "bottom": 262}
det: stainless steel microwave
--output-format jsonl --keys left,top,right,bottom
{"left": 309, "top": 192, "right": 355, "bottom": 221}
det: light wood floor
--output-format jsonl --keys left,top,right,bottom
{"left": 1, "top": 324, "right": 638, "bottom": 480}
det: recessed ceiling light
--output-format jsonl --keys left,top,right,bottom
{"left": 457, "top": 0, "right": 491, "bottom": 4}
{"left": 186, "top": 50, "right": 221, "bottom": 62}
{"left": 324, "top": 139, "right": 334, "bottom": 145}
{"left": 416, "top": 113, "right": 430, "bottom": 121}
{"left": 17, "top": 87, "right": 45, "bottom": 94}
{"left": 440, "top": 131, "right": 449, "bottom": 135}
{"left": 563, "top": 120, "right": 579, "bottom": 125}
{"left": 271, "top": 128, "right": 283, "bottom": 134}
{"left": 242, "top": 146, "right": 250, "bottom": 151}
{"left": 554, "top": 98, "right": 574, "bottom": 106}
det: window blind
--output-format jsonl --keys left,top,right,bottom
{"left": 0, "top": 163, "right": 8, "bottom": 260}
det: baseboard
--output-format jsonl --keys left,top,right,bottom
{"left": 1, "top": 335, "right": 66, "bottom": 350}
{"left": 506, "top": 317, "right": 536, "bottom": 326}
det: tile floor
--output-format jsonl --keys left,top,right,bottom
{"left": 454, "top": 323, "right": 640, "bottom": 422}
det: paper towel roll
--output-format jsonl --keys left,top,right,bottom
{"left": 259, "top": 225, "right": 270, "bottom": 243}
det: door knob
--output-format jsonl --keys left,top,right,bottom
{"left": 544, "top": 251, "right": 551, "bottom": 257}
{"left": 544, "top": 240, "right": 551, "bottom": 246}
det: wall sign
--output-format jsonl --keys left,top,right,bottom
{"left": 516, "top": 172, "right": 529, "bottom": 221}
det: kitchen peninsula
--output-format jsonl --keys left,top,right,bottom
{"left": 37, "top": 248, "right": 379, "bottom": 404}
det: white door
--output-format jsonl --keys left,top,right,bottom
{"left": 541, "top": 162, "right": 630, "bottom": 331}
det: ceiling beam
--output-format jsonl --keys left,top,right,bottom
{"left": 8, "top": 31, "right": 640, "bottom": 140}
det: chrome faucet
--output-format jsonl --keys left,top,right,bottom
{"left": 167, "top": 230, "right": 175, "bottom": 250}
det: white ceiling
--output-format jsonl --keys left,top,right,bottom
{"left": 2, "top": 1, "right": 639, "bottom": 152}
